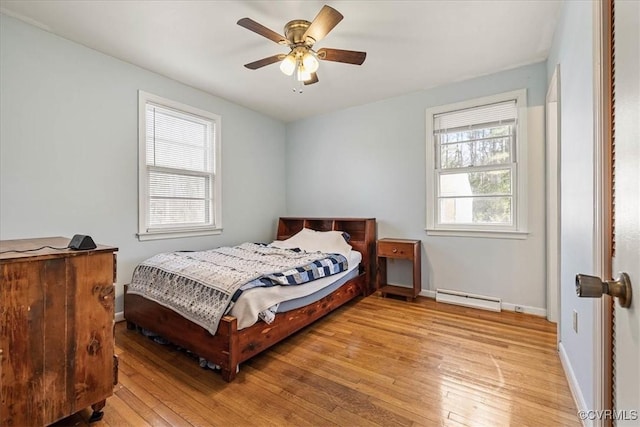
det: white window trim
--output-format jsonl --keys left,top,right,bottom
{"left": 425, "top": 89, "right": 528, "bottom": 239}
{"left": 137, "top": 91, "right": 222, "bottom": 241}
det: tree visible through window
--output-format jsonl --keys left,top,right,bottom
{"left": 438, "top": 122, "right": 514, "bottom": 225}
{"left": 426, "top": 90, "right": 527, "bottom": 236}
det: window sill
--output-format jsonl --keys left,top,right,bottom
{"left": 425, "top": 228, "right": 529, "bottom": 240}
{"left": 137, "top": 228, "right": 222, "bottom": 241}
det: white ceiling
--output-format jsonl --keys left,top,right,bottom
{"left": 0, "top": 0, "right": 561, "bottom": 122}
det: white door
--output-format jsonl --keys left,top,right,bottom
{"left": 612, "top": 1, "right": 639, "bottom": 424}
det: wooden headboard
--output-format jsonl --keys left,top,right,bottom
{"left": 277, "top": 217, "right": 377, "bottom": 295}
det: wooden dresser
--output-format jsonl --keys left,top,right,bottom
{"left": 0, "top": 237, "right": 118, "bottom": 426}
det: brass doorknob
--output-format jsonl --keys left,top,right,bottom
{"left": 575, "top": 272, "right": 632, "bottom": 308}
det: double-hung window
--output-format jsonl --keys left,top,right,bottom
{"left": 138, "top": 91, "right": 222, "bottom": 240}
{"left": 426, "top": 89, "right": 527, "bottom": 238}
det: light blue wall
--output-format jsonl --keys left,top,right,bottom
{"left": 0, "top": 14, "right": 287, "bottom": 312}
{"left": 286, "top": 62, "right": 548, "bottom": 311}
{"left": 546, "top": 0, "right": 597, "bottom": 412}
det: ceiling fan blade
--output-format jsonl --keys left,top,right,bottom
{"left": 244, "top": 54, "right": 286, "bottom": 70}
{"left": 237, "top": 18, "right": 287, "bottom": 45}
{"left": 317, "top": 48, "right": 366, "bottom": 65}
{"left": 302, "top": 5, "right": 344, "bottom": 43}
{"left": 304, "top": 73, "right": 319, "bottom": 85}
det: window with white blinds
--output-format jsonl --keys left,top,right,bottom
{"left": 138, "top": 91, "right": 221, "bottom": 240}
{"left": 426, "top": 90, "right": 528, "bottom": 238}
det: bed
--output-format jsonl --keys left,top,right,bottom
{"left": 124, "top": 217, "right": 376, "bottom": 382}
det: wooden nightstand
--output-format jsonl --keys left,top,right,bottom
{"left": 376, "top": 238, "right": 421, "bottom": 301}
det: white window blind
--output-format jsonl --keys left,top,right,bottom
{"left": 433, "top": 100, "right": 517, "bottom": 132}
{"left": 138, "top": 92, "right": 221, "bottom": 240}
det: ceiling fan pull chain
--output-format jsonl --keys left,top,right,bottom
{"left": 293, "top": 75, "right": 304, "bottom": 94}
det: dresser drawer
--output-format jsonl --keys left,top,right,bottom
{"left": 377, "top": 240, "right": 416, "bottom": 259}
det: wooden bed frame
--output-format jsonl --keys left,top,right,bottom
{"left": 124, "top": 217, "right": 376, "bottom": 382}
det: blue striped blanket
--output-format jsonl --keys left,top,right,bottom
{"left": 128, "top": 243, "right": 347, "bottom": 334}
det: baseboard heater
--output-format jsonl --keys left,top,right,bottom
{"left": 435, "top": 288, "right": 502, "bottom": 312}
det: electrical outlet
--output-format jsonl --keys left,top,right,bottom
{"left": 514, "top": 305, "right": 524, "bottom": 313}
{"left": 573, "top": 310, "right": 578, "bottom": 333}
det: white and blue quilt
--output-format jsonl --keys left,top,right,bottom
{"left": 128, "top": 242, "right": 347, "bottom": 334}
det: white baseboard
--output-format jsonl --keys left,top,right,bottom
{"left": 559, "top": 342, "right": 588, "bottom": 427}
{"left": 115, "top": 311, "right": 125, "bottom": 323}
{"left": 501, "top": 302, "right": 547, "bottom": 317}
{"left": 419, "top": 290, "right": 546, "bottom": 317}
{"left": 421, "top": 290, "right": 437, "bottom": 299}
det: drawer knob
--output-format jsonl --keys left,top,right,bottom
{"left": 392, "top": 248, "right": 398, "bottom": 253}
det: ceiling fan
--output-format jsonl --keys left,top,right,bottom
{"left": 237, "top": 5, "right": 366, "bottom": 89}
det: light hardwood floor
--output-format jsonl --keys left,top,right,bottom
{"left": 55, "top": 295, "right": 581, "bottom": 426}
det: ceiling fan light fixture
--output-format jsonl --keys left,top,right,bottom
{"left": 279, "top": 54, "right": 296, "bottom": 76}
{"left": 302, "top": 51, "right": 319, "bottom": 73}
{"left": 238, "top": 5, "right": 366, "bottom": 89}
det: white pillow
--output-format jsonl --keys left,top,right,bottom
{"left": 271, "top": 228, "right": 352, "bottom": 258}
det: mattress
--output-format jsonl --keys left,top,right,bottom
{"left": 229, "top": 250, "right": 363, "bottom": 329}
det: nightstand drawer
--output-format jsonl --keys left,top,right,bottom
{"left": 377, "top": 240, "right": 415, "bottom": 259}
